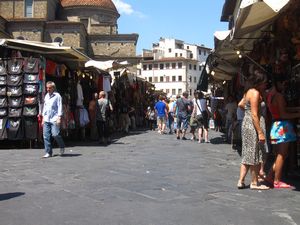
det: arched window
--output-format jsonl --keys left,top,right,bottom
{"left": 53, "top": 37, "right": 63, "bottom": 46}
{"left": 25, "top": 0, "right": 33, "bottom": 18}
{"left": 16, "top": 36, "right": 25, "bottom": 40}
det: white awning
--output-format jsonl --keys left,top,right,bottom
{"left": 214, "top": 30, "right": 231, "bottom": 41}
{"left": 85, "top": 60, "right": 131, "bottom": 71}
{"left": 0, "top": 39, "right": 90, "bottom": 69}
{"left": 233, "top": 0, "right": 290, "bottom": 38}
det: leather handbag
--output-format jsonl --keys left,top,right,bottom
{"left": 0, "top": 86, "right": 6, "bottom": 96}
{"left": 7, "top": 86, "right": 22, "bottom": 96}
{"left": 7, "top": 74, "right": 23, "bottom": 86}
{"left": 7, "top": 59, "right": 23, "bottom": 75}
{"left": 8, "top": 107, "right": 22, "bottom": 117}
{"left": 0, "top": 97, "right": 7, "bottom": 107}
{"left": 23, "top": 106, "right": 37, "bottom": 116}
{"left": 8, "top": 97, "right": 23, "bottom": 107}
{"left": 0, "top": 75, "right": 6, "bottom": 85}
{"left": 24, "top": 57, "right": 39, "bottom": 73}
{"left": 24, "top": 96, "right": 37, "bottom": 105}
{"left": 0, "top": 60, "right": 7, "bottom": 75}
{"left": 23, "top": 84, "right": 38, "bottom": 95}
{"left": 0, "top": 108, "right": 7, "bottom": 116}
{"left": 24, "top": 74, "right": 39, "bottom": 84}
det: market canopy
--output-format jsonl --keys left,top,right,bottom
{"left": 0, "top": 39, "right": 90, "bottom": 69}
{"left": 85, "top": 60, "right": 131, "bottom": 71}
{"left": 233, "top": 0, "right": 290, "bottom": 38}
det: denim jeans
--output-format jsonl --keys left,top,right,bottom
{"left": 43, "top": 122, "right": 65, "bottom": 155}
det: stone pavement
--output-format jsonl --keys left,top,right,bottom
{"left": 0, "top": 130, "right": 300, "bottom": 225}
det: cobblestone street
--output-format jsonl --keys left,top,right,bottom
{"left": 0, "top": 130, "right": 300, "bottom": 225}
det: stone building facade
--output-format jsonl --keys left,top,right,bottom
{"left": 0, "top": 0, "right": 138, "bottom": 61}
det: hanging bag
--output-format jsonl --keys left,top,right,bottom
{"left": 23, "top": 57, "right": 39, "bottom": 74}
{"left": 24, "top": 74, "right": 39, "bottom": 84}
{"left": 0, "top": 75, "right": 7, "bottom": 85}
{"left": 7, "top": 86, "right": 22, "bottom": 96}
{"left": 0, "top": 60, "right": 7, "bottom": 75}
{"left": 7, "top": 74, "right": 23, "bottom": 86}
{"left": 7, "top": 59, "right": 23, "bottom": 75}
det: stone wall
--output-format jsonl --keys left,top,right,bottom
{"left": 90, "top": 25, "right": 117, "bottom": 35}
{"left": 91, "top": 42, "right": 136, "bottom": 57}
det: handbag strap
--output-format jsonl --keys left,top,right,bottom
{"left": 195, "top": 99, "right": 203, "bottom": 113}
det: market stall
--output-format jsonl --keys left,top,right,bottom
{"left": 0, "top": 39, "right": 90, "bottom": 147}
{"left": 208, "top": 0, "right": 300, "bottom": 170}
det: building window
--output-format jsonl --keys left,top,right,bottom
{"left": 175, "top": 53, "right": 178, "bottom": 57}
{"left": 160, "top": 76, "right": 164, "bottom": 82}
{"left": 190, "top": 53, "right": 193, "bottom": 58}
{"left": 166, "top": 89, "right": 170, "bottom": 94}
{"left": 172, "top": 89, "right": 176, "bottom": 95}
{"left": 189, "top": 89, "right": 192, "bottom": 96}
{"left": 194, "top": 77, "right": 197, "bottom": 83}
{"left": 178, "top": 89, "right": 182, "bottom": 95}
{"left": 25, "top": 0, "right": 33, "bottom": 17}
{"left": 143, "top": 65, "right": 147, "bottom": 70}
{"left": 187, "top": 46, "right": 189, "bottom": 49}
{"left": 172, "top": 76, "right": 176, "bottom": 82}
{"left": 199, "top": 49, "right": 201, "bottom": 55}
{"left": 154, "top": 64, "right": 158, "bottom": 69}
{"left": 199, "top": 65, "right": 202, "bottom": 71}
{"left": 169, "top": 48, "right": 172, "bottom": 53}
{"left": 16, "top": 36, "right": 25, "bottom": 40}
{"left": 178, "top": 76, "right": 182, "bottom": 81}
{"left": 194, "top": 65, "right": 197, "bottom": 70}
{"left": 160, "top": 64, "right": 164, "bottom": 69}
{"left": 180, "top": 53, "right": 182, "bottom": 57}
{"left": 53, "top": 37, "right": 63, "bottom": 46}
{"left": 166, "top": 63, "right": 170, "bottom": 69}
{"left": 204, "top": 50, "right": 206, "bottom": 56}
{"left": 165, "top": 76, "right": 170, "bottom": 82}
{"left": 154, "top": 77, "right": 158, "bottom": 82}
{"left": 149, "top": 77, "right": 152, "bottom": 82}
{"left": 80, "top": 18, "right": 89, "bottom": 30}
{"left": 149, "top": 64, "right": 153, "bottom": 70}
{"left": 172, "top": 63, "right": 176, "bottom": 69}
{"left": 189, "top": 64, "right": 192, "bottom": 70}
{"left": 178, "top": 62, "right": 182, "bottom": 69}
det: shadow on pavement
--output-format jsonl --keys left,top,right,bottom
{"left": 0, "top": 192, "right": 25, "bottom": 201}
{"left": 209, "top": 137, "right": 225, "bottom": 145}
{"left": 55, "top": 153, "right": 82, "bottom": 157}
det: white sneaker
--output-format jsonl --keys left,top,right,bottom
{"left": 60, "top": 148, "right": 65, "bottom": 155}
{"left": 42, "top": 153, "right": 51, "bottom": 158}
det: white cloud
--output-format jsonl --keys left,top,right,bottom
{"left": 112, "top": 0, "right": 146, "bottom": 18}
{"left": 112, "top": 0, "right": 133, "bottom": 15}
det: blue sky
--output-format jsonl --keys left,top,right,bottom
{"left": 112, "top": 0, "right": 228, "bottom": 55}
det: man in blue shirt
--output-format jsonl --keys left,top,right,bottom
{"left": 154, "top": 95, "right": 168, "bottom": 134}
{"left": 42, "top": 81, "right": 65, "bottom": 158}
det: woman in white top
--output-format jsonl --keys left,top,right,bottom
{"left": 193, "top": 91, "right": 209, "bottom": 143}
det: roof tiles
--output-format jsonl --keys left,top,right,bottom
{"left": 61, "top": 0, "right": 117, "bottom": 12}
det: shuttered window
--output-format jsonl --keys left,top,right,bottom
{"left": 25, "top": 0, "right": 33, "bottom": 17}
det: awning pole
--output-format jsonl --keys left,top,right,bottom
{"left": 240, "top": 53, "right": 268, "bottom": 74}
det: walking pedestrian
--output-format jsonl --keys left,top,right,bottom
{"left": 154, "top": 95, "right": 168, "bottom": 134}
{"left": 42, "top": 81, "right": 65, "bottom": 158}
{"left": 96, "top": 91, "right": 112, "bottom": 145}
{"left": 175, "top": 91, "right": 191, "bottom": 140}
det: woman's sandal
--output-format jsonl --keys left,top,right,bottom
{"left": 273, "top": 181, "right": 293, "bottom": 189}
{"left": 258, "top": 173, "right": 267, "bottom": 182}
{"left": 237, "top": 181, "right": 246, "bottom": 189}
{"left": 250, "top": 183, "right": 270, "bottom": 190}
